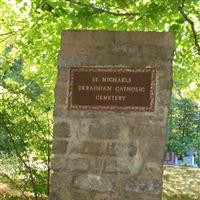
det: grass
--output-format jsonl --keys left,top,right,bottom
{"left": 0, "top": 164, "right": 200, "bottom": 200}
{"left": 163, "top": 165, "right": 200, "bottom": 200}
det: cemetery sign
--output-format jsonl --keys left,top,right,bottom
{"left": 69, "top": 67, "right": 156, "bottom": 111}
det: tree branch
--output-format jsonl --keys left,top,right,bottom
{"left": 0, "top": 31, "right": 15, "bottom": 36}
{"left": 178, "top": 0, "right": 200, "bottom": 55}
{"left": 0, "top": 33, "right": 15, "bottom": 43}
{"left": 1, "top": 112, "right": 39, "bottom": 200}
{"left": 0, "top": 28, "right": 25, "bottom": 43}
{"left": 66, "top": 0, "right": 139, "bottom": 17}
{"left": 0, "top": 28, "right": 24, "bottom": 37}
{"left": 0, "top": 173, "right": 29, "bottom": 200}
{"left": 46, "top": 112, "right": 52, "bottom": 197}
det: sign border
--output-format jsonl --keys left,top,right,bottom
{"left": 68, "top": 67, "right": 156, "bottom": 112}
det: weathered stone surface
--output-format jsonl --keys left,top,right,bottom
{"left": 89, "top": 122, "right": 120, "bottom": 139}
{"left": 104, "top": 159, "right": 130, "bottom": 173}
{"left": 73, "top": 174, "right": 115, "bottom": 192}
{"left": 106, "top": 143, "right": 137, "bottom": 157}
{"left": 54, "top": 122, "right": 70, "bottom": 138}
{"left": 71, "top": 191, "right": 88, "bottom": 200}
{"left": 104, "top": 144, "right": 143, "bottom": 176}
{"left": 64, "top": 158, "right": 90, "bottom": 171}
{"left": 129, "top": 125, "right": 164, "bottom": 138}
{"left": 144, "top": 195, "right": 160, "bottom": 200}
{"left": 54, "top": 84, "right": 67, "bottom": 106}
{"left": 103, "top": 157, "right": 142, "bottom": 175}
{"left": 51, "top": 172, "right": 71, "bottom": 188}
{"left": 71, "top": 141, "right": 105, "bottom": 156}
{"left": 52, "top": 140, "right": 68, "bottom": 154}
{"left": 54, "top": 106, "right": 79, "bottom": 118}
{"left": 124, "top": 178, "right": 161, "bottom": 194}
{"left": 94, "top": 193, "right": 120, "bottom": 200}
{"left": 145, "top": 162, "right": 161, "bottom": 174}
{"left": 49, "top": 191, "right": 61, "bottom": 200}
{"left": 51, "top": 157, "right": 64, "bottom": 171}
{"left": 123, "top": 192, "right": 146, "bottom": 200}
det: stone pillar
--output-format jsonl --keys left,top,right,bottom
{"left": 50, "top": 31, "right": 174, "bottom": 200}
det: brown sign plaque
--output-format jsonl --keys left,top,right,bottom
{"left": 68, "top": 67, "right": 156, "bottom": 111}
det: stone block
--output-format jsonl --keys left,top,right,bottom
{"left": 54, "top": 122, "right": 70, "bottom": 138}
{"left": 49, "top": 191, "right": 61, "bottom": 200}
{"left": 89, "top": 121, "right": 120, "bottom": 139}
{"left": 51, "top": 172, "right": 72, "bottom": 189}
{"left": 145, "top": 162, "right": 161, "bottom": 174}
{"left": 73, "top": 174, "right": 116, "bottom": 192}
{"left": 124, "top": 177, "right": 161, "bottom": 195}
{"left": 54, "top": 85, "right": 67, "bottom": 106}
{"left": 71, "top": 141, "right": 105, "bottom": 156}
{"left": 52, "top": 140, "right": 68, "bottom": 154}
{"left": 106, "top": 143, "right": 137, "bottom": 157}
{"left": 94, "top": 193, "right": 120, "bottom": 200}
{"left": 104, "top": 159, "right": 130, "bottom": 174}
{"left": 64, "top": 158, "right": 90, "bottom": 172}
{"left": 57, "top": 67, "right": 69, "bottom": 82}
{"left": 54, "top": 106, "right": 79, "bottom": 118}
{"left": 51, "top": 157, "right": 64, "bottom": 171}
{"left": 71, "top": 191, "right": 88, "bottom": 200}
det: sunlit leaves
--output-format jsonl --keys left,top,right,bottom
{"left": 0, "top": 0, "right": 200, "bottom": 197}
{"left": 167, "top": 97, "right": 200, "bottom": 159}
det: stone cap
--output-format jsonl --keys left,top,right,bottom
{"left": 60, "top": 30, "right": 175, "bottom": 54}
{"left": 58, "top": 30, "right": 175, "bottom": 68}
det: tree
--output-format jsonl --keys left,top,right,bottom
{"left": 0, "top": 0, "right": 200, "bottom": 198}
{"left": 1, "top": 0, "right": 200, "bottom": 100}
{"left": 167, "top": 97, "right": 200, "bottom": 162}
{"left": 0, "top": 46, "right": 52, "bottom": 199}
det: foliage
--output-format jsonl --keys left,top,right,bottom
{"left": 167, "top": 97, "right": 200, "bottom": 162}
{"left": 0, "top": 0, "right": 200, "bottom": 199}
{"left": 0, "top": 45, "right": 52, "bottom": 198}
{"left": 1, "top": 0, "right": 200, "bottom": 100}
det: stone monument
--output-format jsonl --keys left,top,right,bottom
{"left": 50, "top": 30, "right": 174, "bottom": 200}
